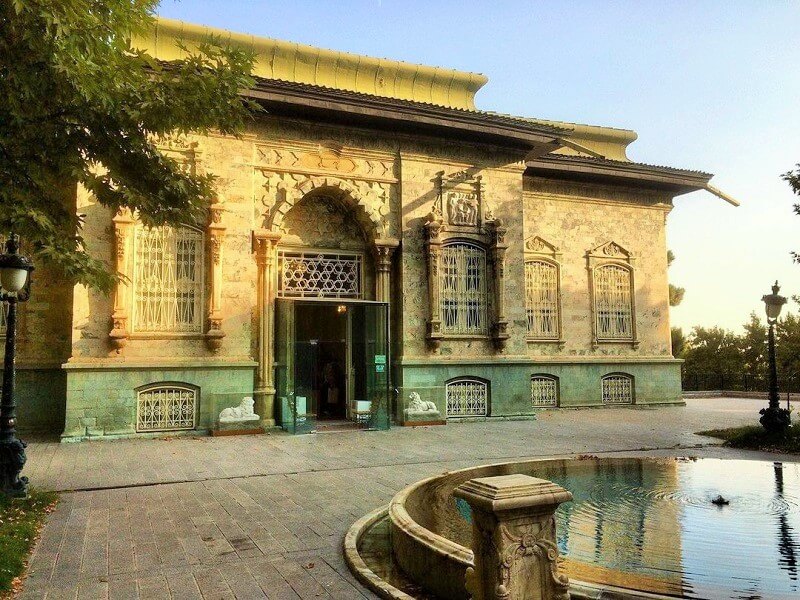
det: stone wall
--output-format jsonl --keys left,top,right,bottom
{"left": 8, "top": 111, "right": 683, "bottom": 437}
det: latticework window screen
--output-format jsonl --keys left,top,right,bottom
{"left": 594, "top": 264, "right": 633, "bottom": 340}
{"left": 601, "top": 374, "right": 634, "bottom": 405}
{"left": 278, "top": 251, "right": 362, "bottom": 298}
{"left": 531, "top": 375, "right": 559, "bottom": 407}
{"left": 446, "top": 378, "right": 488, "bottom": 417}
{"left": 132, "top": 226, "right": 204, "bottom": 333}
{"left": 440, "top": 243, "right": 487, "bottom": 335}
{"left": 136, "top": 385, "right": 198, "bottom": 432}
{"left": 525, "top": 260, "right": 559, "bottom": 339}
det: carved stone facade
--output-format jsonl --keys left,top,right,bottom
{"left": 7, "top": 21, "right": 707, "bottom": 439}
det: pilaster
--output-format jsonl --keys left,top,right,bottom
{"left": 109, "top": 210, "right": 134, "bottom": 352}
{"left": 253, "top": 229, "right": 281, "bottom": 427}
{"left": 206, "top": 202, "right": 226, "bottom": 351}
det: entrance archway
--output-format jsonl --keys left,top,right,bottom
{"left": 253, "top": 182, "right": 398, "bottom": 431}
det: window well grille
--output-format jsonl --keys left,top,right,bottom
{"left": 531, "top": 375, "right": 559, "bottom": 407}
{"left": 440, "top": 243, "right": 487, "bottom": 335}
{"left": 278, "top": 251, "right": 362, "bottom": 299}
{"left": 601, "top": 374, "right": 634, "bottom": 405}
{"left": 136, "top": 384, "right": 198, "bottom": 432}
{"left": 525, "top": 260, "right": 559, "bottom": 339}
{"left": 446, "top": 378, "right": 488, "bottom": 417}
{"left": 594, "top": 264, "right": 633, "bottom": 340}
{"left": 132, "top": 226, "right": 204, "bottom": 333}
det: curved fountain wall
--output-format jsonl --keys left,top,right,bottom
{"left": 388, "top": 457, "right": 670, "bottom": 600}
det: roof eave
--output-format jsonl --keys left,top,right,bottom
{"left": 525, "top": 156, "right": 713, "bottom": 196}
{"left": 241, "top": 81, "right": 565, "bottom": 156}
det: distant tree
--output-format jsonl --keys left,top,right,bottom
{"left": 739, "top": 312, "right": 767, "bottom": 387}
{"left": 784, "top": 165, "right": 800, "bottom": 263}
{"left": 671, "top": 326, "right": 686, "bottom": 357}
{"left": 667, "top": 250, "right": 685, "bottom": 307}
{"left": 776, "top": 310, "right": 800, "bottom": 388}
{"left": 0, "top": 1, "right": 256, "bottom": 291}
{"left": 682, "top": 326, "right": 744, "bottom": 387}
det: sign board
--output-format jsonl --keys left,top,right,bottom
{"left": 375, "top": 364, "right": 386, "bottom": 373}
{"left": 375, "top": 354, "right": 387, "bottom": 365}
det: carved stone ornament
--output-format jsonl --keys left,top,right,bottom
{"left": 219, "top": 396, "right": 259, "bottom": 423}
{"left": 589, "top": 240, "right": 631, "bottom": 259}
{"left": 433, "top": 171, "right": 487, "bottom": 230}
{"left": 454, "top": 474, "right": 572, "bottom": 600}
{"left": 404, "top": 391, "right": 441, "bottom": 421}
{"left": 525, "top": 236, "right": 559, "bottom": 255}
{"left": 447, "top": 191, "right": 479, "bottom": 226}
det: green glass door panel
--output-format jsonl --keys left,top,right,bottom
{"left": 351, "top": 302, "right": 390, "bottom": 431}
{"left": 275, "top": 298, "right": 318, "bottom": 433}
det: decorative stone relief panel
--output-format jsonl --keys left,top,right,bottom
{"left": 254, "top": 140, "right": 399, "bottom": 239}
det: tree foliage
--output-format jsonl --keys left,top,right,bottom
{"left": 0, "top": 1, "right": 256, "bottom": 291}
{"left": 666, "top": 250, "right": 685, "bottom": 307}
{"left": 682, "top": 305, "right": 800, "bottom": 390}
{"left": 785, "top": 164, "right": 800, "bottom": 263}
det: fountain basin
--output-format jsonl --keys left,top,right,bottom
{"left": 346, "top": 457, "right": 800, "bottom": 600}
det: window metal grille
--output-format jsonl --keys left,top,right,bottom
{"left": 601, "top": 374, "right": 634, "bottom": 405}
{"left": 531, "top": 375, "right": 559, "bottom": 407}
{"left": 136, "top": 385, "right": 198, "bottom": 432}
{"left": 446, "top": 378, "right": 488, "bottom": 417}
{"left": 594, "top": 264, "right": 633, "bottom": 340}
{"left": 278, "top": 251, "right": 362, "bottom": 299}
{"left": 132, "top": 226, "right": 204, "bottom": 333}
{"left": 525, "top": 260, "right": 559, "bottom": 339}
{"left": 440, "top": 243, "right": 487, "bottom": 335}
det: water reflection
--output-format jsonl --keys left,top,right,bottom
{"left": 358, "top": 458, "right": 800, "bottom": 599}
{"left": 531, "top": 458, "right": 800, "bottom": 599}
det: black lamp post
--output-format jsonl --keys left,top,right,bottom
{"left": 760, "top": 281, "right": 790, "bottom": 434}
{"left": 0, "top": 234, "right": 34, "bottom": 498}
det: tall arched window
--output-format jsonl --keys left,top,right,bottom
{"left": 440, "top": 242, "right": 487, "bottom": 335}
{"left": 601, "top": 373, "right": 634, "bottom": 405}
{"left": 594, "top": 264, "right": 633, "bottom": 341}
{"left": 525, "top": 260, "right": 559, "bottom": 339}
{"left": 132, "top": 226, "right": 205, "bottom": 333}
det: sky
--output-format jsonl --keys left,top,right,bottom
{"left": 157, "top": 0, "right": 800, "bottom": 333}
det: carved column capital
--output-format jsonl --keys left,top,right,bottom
{"left": 373, "top": 238, "right": 399, "bottom": 304}
{"left": 454, "top": 474, "right": 572, "bottom": 600}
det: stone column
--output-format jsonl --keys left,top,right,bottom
{"left": 109, "top": 210, "right": 134, "bottom": 352}
{"left": 253, "top": 229, "right": 281, "bottom": 427}
{"left": 206, "top": 202, "right": 226, "bottom": 351}
{"left": 489, "top": 219, "right": 509, "bottom": 351}
{"left": 424, "top": 215, "right": 444, "bottom": 351}
{"left": 373, "top": 239, "right": 399, "bottom": 303}
{"left": 454, "top": 474, "right": 573, "bottom": 600}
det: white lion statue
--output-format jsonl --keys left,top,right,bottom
{"left": 407, "top": 391, "right": 438, "bottom": 413}
{"left": 219, "top": 396, "right": 259, "bottom": 423}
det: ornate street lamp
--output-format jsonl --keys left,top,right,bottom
{"left": 760, "top": 281, "right": 790, "bottom": 434}
{"left": 0, "top": 234, "right": 34, "bottom": 498}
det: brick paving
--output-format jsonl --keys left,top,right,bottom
{"left": 16, "top": 398, "right": 798, "bottom": 599}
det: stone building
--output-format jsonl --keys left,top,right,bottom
{"left": 7, "top": 19, "right": 734, "bottom": 440}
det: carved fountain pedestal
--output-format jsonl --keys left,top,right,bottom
{"left": 454, "top": 474, "right": 573, "bottom": 600}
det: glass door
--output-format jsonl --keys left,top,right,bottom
{"left": 275, "top": 298, "right": 317, "bottom": 433}
{"left": 275, "top": 299, "right": 389, "bottom": 433}
{"left": 350, "top": 302, "right": 390, "bottom": 431}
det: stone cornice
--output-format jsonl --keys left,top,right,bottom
{"left": 397, "top": 356, "right": 681, "bottom": 366}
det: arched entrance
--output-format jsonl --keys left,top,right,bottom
{"left": 253, "top": 183, "right": 398, "bottom": 433}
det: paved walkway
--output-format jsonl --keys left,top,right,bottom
{"left": 17, "top": 398, "right": 798, "bottom": 599}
